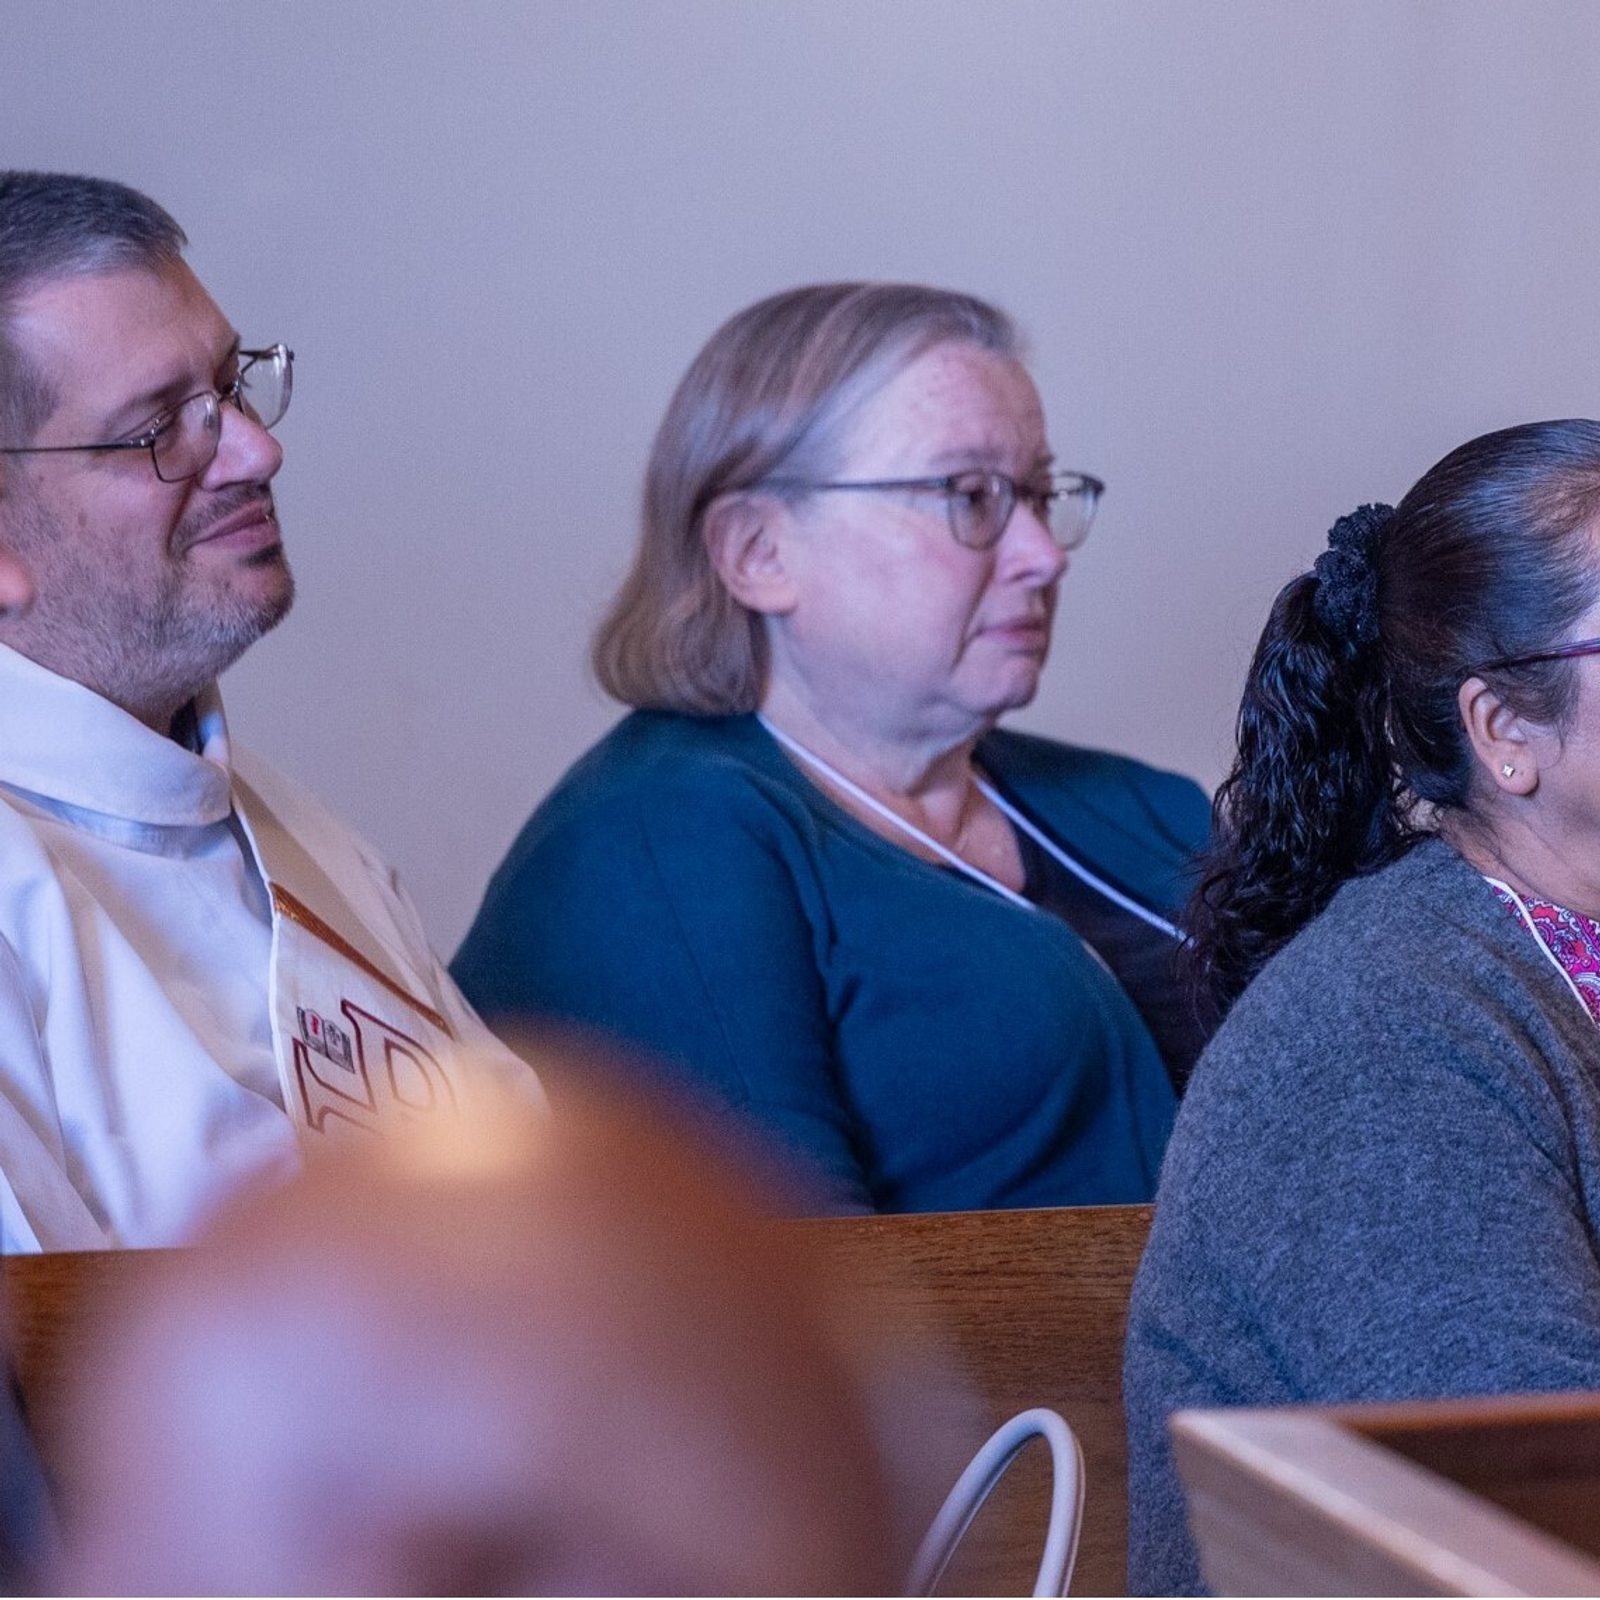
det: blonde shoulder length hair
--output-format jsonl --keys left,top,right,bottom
{"left": 592, "top": 282, "right": 1020, "bottom": 716}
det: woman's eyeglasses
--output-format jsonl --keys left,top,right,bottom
{"left": 751, "top": 468, "right": 1105, "bottom": 551}
{"left": 1477, "top": 637, "right": 1600, "bottom": 672}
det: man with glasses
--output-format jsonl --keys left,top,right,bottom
{"left": 0, "top": 172, "right": 540, "bottom": 1253}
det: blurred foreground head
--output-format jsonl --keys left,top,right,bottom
{"left": 55, "top": 1063, "right": 916, "bottom": 1595}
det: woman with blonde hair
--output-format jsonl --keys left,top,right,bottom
{"left": 454, "top": 282, "right": 1208, "bottom": 1213}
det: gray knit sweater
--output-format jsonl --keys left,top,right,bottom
{"left": 1124, "top": 837, "right": 1600, "bottom": 1595}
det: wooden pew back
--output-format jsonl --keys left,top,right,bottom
{"left": 4, "top": 1248, "right": 152, "bottom": 1496}
{"left": 4, "top": 1203, "right": 1152, "bottom": 1596}
{"left": 788, "top": 1204, "right": 1152, "bottom": 1596}
{"left": 1175, "top": 1393, "right": 1600, "bottom": 1595}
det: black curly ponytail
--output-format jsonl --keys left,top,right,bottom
{"left": 1190, "top": 422, "right": 1600, "bottom": 1019}
{"left": 1187, "top": 535, "right": 1411, "bottom": 1018}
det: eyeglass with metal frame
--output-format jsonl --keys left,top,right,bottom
{"left": 0, "top": 344, "right": 294, "bottom": 484}
{"left": 1477, "top": 637, "right": 1600, "bottom": 672}
{"left": 752, "top": 468, "right": 1106, "bottom": 552}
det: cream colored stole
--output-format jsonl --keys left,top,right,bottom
{"left": 231, "top": 774, "right": 466, "bottom": 1142}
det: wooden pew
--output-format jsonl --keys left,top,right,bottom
{"left": 3, "top": 1247, "right": 153, "bottom": 1502}
{"left": 790, "top": 1205, "right": 1153, "bottom": 1596}
{"left": 4, "top": 1203, "right": 1152, "bottom": 1597}
{"left": 1174, "top": 1392, "right": 1600, "bottom": 1594}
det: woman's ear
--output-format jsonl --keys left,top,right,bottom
{"left": 1458, "top": 675, "right": 1541, "bottom": 797}
{"left": 703, "top": 495, "right": 798, "bottom": 616}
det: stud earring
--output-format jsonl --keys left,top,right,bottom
{"left": 1502, "top": 763, "right": 1517, "bottom": 779}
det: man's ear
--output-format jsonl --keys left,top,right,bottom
{"left": 0, "top": 468, "right": 31, "bottom": 620}
{"left": 1458, "top": 675, "right": 1541, "bottom": 797}
{"left": 703, "top": 495, "right": 798, "bottom": 617}
{"left": 0, "top": 551, "right": 32, "bottom": 622}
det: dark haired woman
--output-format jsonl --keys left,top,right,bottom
{"left": 1125, "top": 419, "right": 1600, "bottom": 1595}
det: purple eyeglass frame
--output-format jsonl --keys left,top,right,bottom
{"left": 1478, "top": 636, "right": 1600, "bottom": 672}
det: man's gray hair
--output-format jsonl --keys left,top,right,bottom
{"left": 0, "top": 172, "right": 187, "bottom": 445}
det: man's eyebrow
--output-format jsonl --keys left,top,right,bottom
{"left": 105, "top": 334, "right": 242, "bottom": 431}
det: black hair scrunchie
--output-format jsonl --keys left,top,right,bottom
{"left": 1311, "top": 502, "right": 1393, "bottom": 645}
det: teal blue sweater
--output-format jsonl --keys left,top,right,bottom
{"left": 453, "top": 712, "right": 1208, "bottom": 1213}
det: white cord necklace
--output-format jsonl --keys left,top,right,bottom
{"left": 978, "top": 779, "right": 1183, "bottom": 941}
{"left": 760, "top": 715, "right": 1033, "bottom": 911}
{"left": 757, "top": 716, "right": 1182, "bottom": 940}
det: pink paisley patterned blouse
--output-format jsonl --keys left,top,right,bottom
{"left": 1490, "top": 881, "right": 1600, "bottom": 1027}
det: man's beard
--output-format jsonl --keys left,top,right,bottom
{"left": 138, "top": 541, "right": 296, "bottom": 680}
{"left": 2, "top": 482, "right": 295, "bottom": 719}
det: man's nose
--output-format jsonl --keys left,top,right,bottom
{"left": 200, "top": 400, "right": 283, "bottom": 489}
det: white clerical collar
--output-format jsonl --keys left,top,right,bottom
{"left": 0, "top": 642, "right": 234, "bottom": 827}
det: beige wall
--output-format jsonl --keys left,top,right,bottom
{"left": 5, "top": 0, "right": 1600, "bottom": 949}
